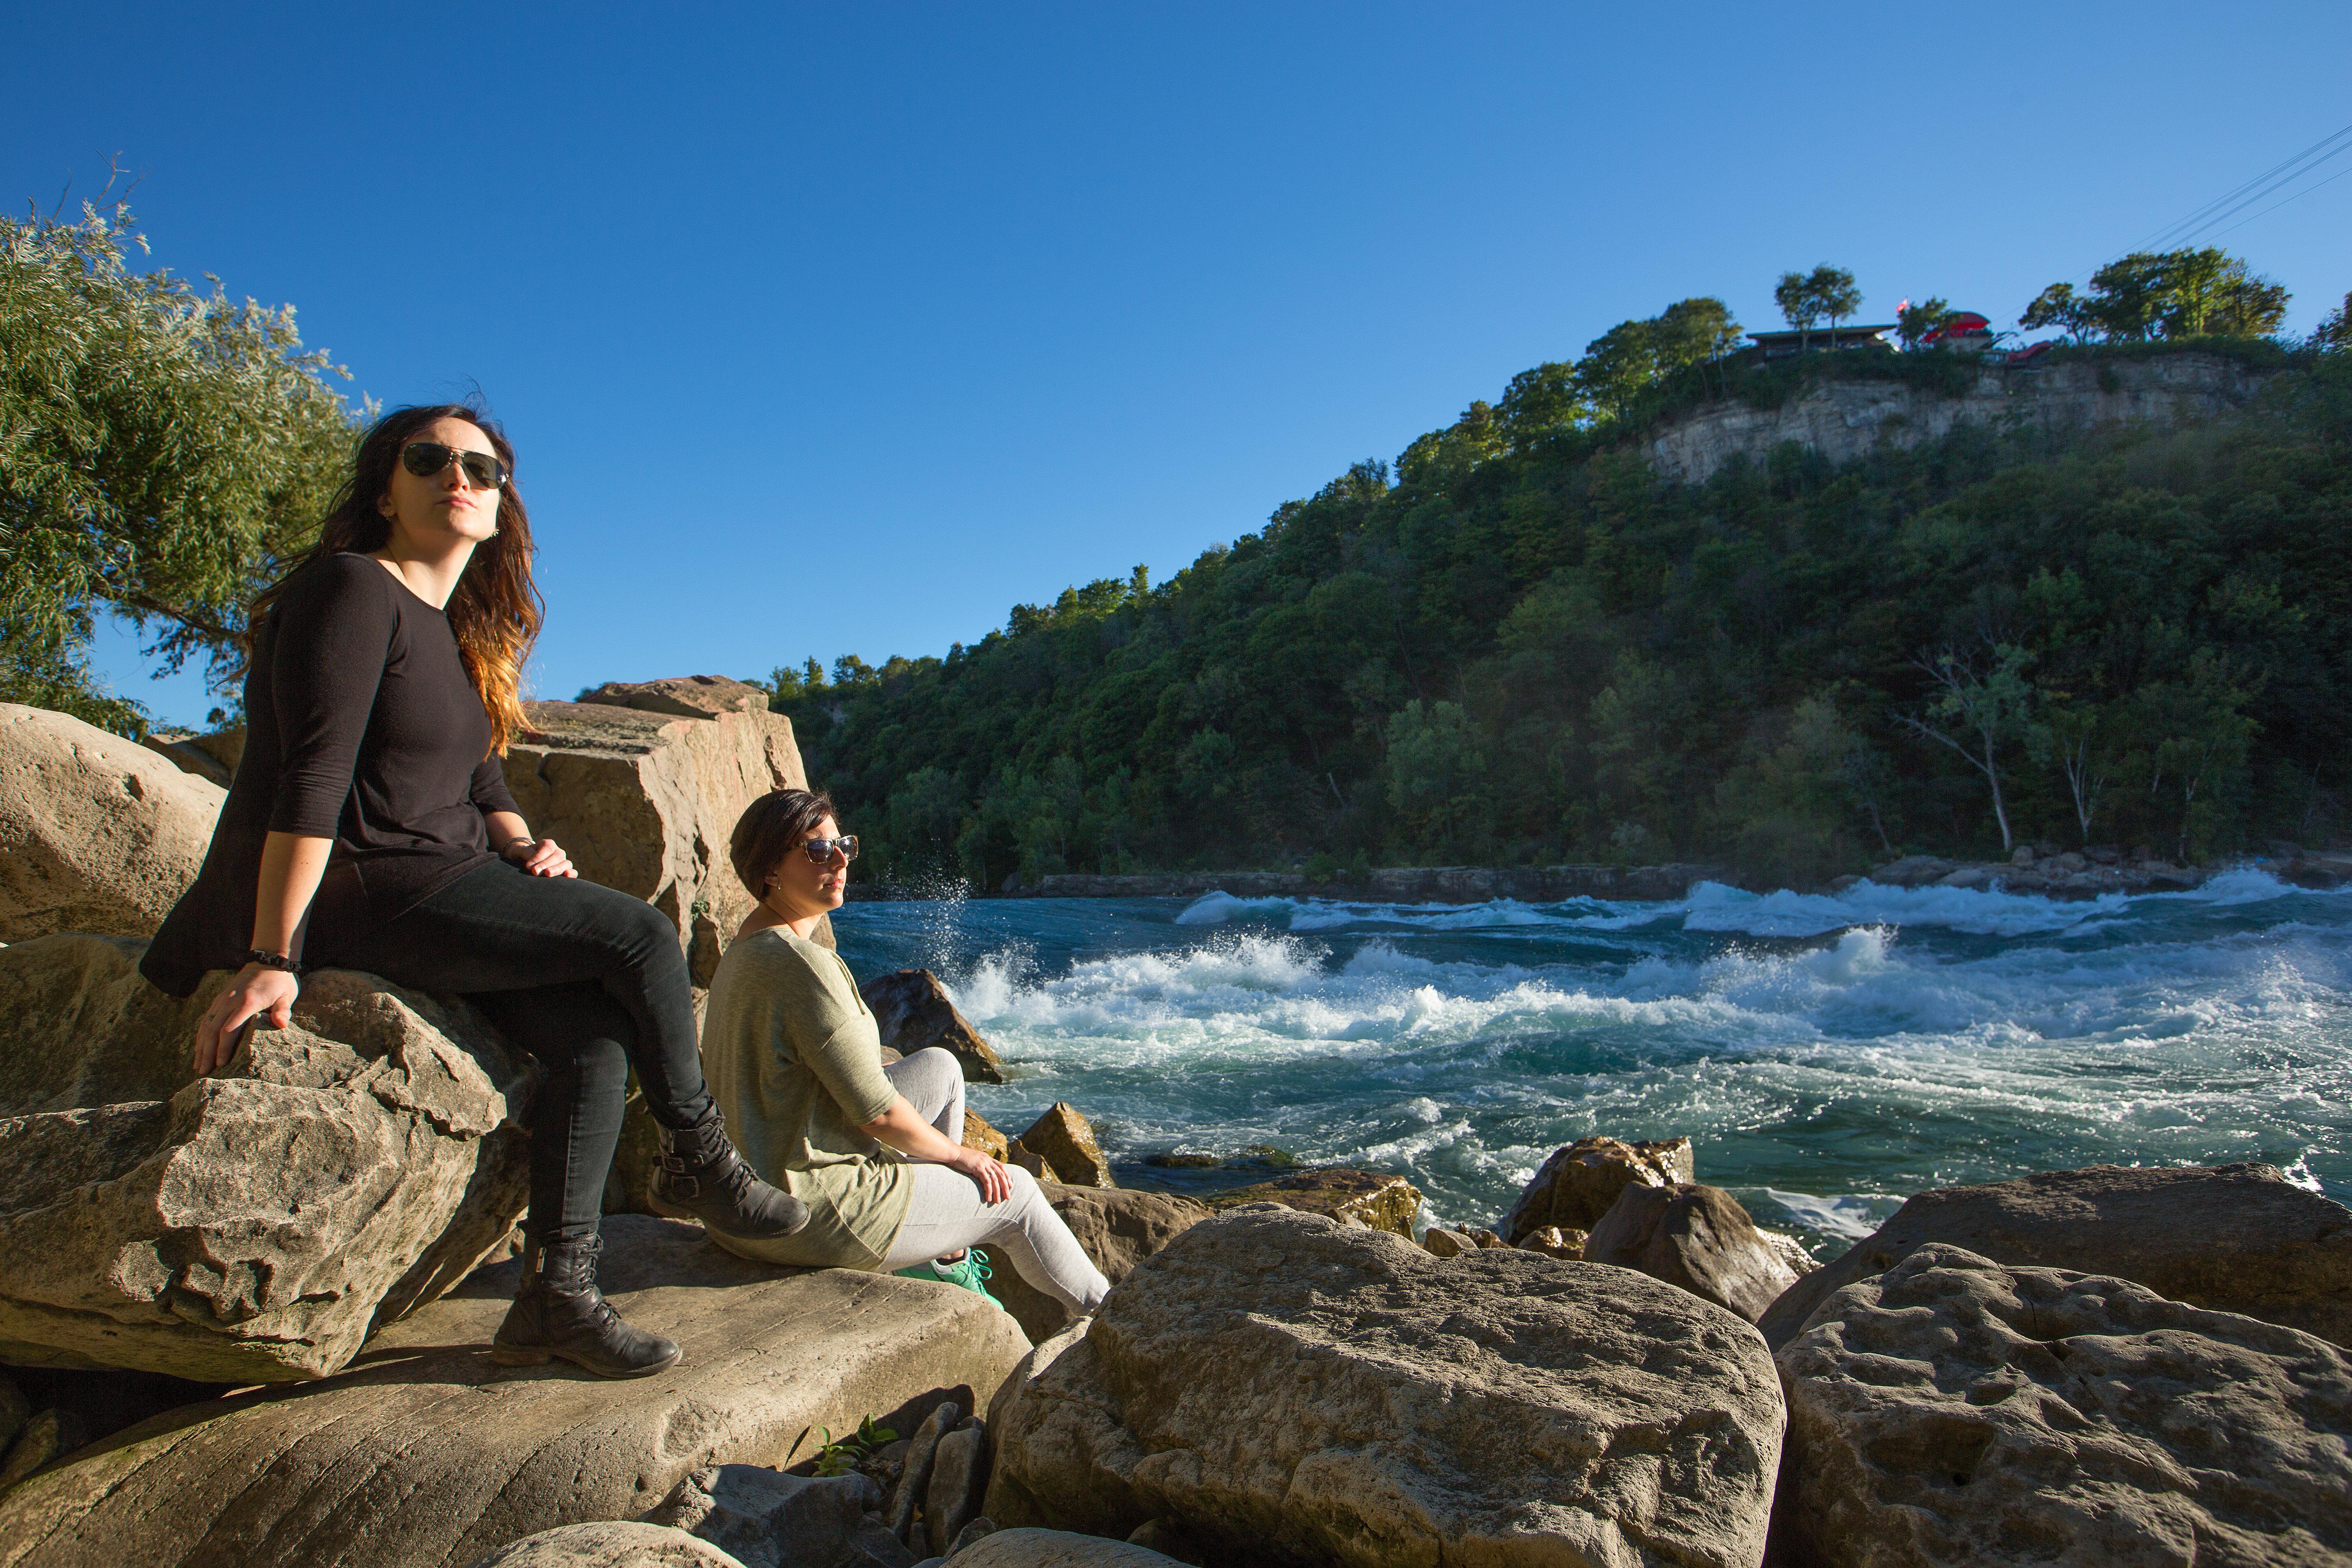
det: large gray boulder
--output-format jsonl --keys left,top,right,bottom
{"left": 1499, "top": 1134, "right": 1695, "bottom": 1243}
{"left": 1757, "top": 1163, "right": 2352, "bottom": 1350}
{"left": 1583, "top": 1183, "right": 1801, "bottom": 1322}
{"left": 0, "top": 934, "right": 532, "bottom": 1381}
{"left": 0, "top": 1217, "right": 1032, "bottom": 1568}
{"left": 1007, "top": 1105, "right": 1114, "bottom": 1189}
{"left": 462, "top": 1521, "right": 750, "bottom": 1568}
{"left": 0, "top": 704, "right": 224, "bottom": 941}
{"left": 989, "top": 1185, "right": 1212, "bottom": 1344}
{"left": 860, "top": 969, "right": 1005, "bottom": 1084}
{"left": 503, "top": 686, "right": 832, "bottom": 981}
{"left": 1775, "top": 1243, "right": 2352, "bottom": 1567}
{"left": 985, "top": 1205, "right": 1784, "bottom": 1568}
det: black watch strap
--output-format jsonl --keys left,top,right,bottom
{"left": 243, "top": 949, "right": 300, "bottom": 973}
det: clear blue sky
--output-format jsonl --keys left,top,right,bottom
{"left": 9, "top": 2, "right": 2349, "bottom": 728}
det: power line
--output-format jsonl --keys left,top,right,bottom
{"left": 2114, "top": 120, "right": 2352, "bottom": 262}
{"left": 2203, "top": 160, "right": 2352, "bottom": 244}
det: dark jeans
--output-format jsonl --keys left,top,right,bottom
{"left": 330, "top": 859, "right": 712, "bottom": 1245}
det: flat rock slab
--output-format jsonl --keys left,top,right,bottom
{"left": 1758, "top": 1163, "right": 2352, "bottom": 1351}
{"left": 953, "top": 1529, "right": 1190, "bottom": 1568}
{"left": 987, "top": 1206, "right": 1784, "bottom": 1568}
{"left": 462, "top": 1521, "right": 749, "bottom": 1568}
{"left": 1775, "top": 1243, "right": 2352, "bottom": 1567}
{"left": 0, "top": 1217, "right": 1031, "bottom": 1568}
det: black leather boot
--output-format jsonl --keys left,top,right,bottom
{"left": 491, "top": 1236, "right": 682, "bottom": 1379}
{"left": 649, "top": 1109, "right": 810, "bottom": 1241}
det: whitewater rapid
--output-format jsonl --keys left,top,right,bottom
{"left": 831, "top": 873, "right": 2351, "bottom": 1251}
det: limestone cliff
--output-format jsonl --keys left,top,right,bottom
{"left": 1643, "top": 352, "right": 2275, "bottom": 485}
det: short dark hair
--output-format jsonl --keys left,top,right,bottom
{"left": 731, "top": 788, "right": 839, "bottom": 899}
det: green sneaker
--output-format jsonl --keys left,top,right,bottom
{"left": 896, "top": 1248, "right": 1001, "bottom": 1308}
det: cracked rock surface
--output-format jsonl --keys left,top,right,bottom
{"left": 0, "top": 1218, "right": 1030, "bottom": 1568}
{"left": 1775, "top": 1243, "right": 2352, "bottom": 1568}
{"left": 0, "top": 934, "right": 532, "bottom": 1381}
{"left": 986, "top": 1205, "right": 1784, "bottom": 1568}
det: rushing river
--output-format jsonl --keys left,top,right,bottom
{"left": 829, "top": 872, "right": 2352, "bottom": 1255}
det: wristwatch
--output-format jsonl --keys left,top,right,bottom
{"left": 243, "top": 949, "right": 301, "bottom": 973}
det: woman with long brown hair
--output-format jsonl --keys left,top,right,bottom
{"left": 143, "top": 402, "right": 807, "bottom": 1379}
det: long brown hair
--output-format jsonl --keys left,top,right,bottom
{"left": 252, "top": 402, "right": 544, "bottom": 754}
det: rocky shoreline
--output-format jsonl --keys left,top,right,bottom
{"left": 7, "top": 691, "right": 2352, "bottom": 1568}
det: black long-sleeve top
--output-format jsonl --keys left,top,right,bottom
{"left": 142, "top": 553, "right": 521, "bottom": 996}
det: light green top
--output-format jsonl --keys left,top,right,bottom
{"left": 700, "top": 927, "right": 912, "bottom": 1270}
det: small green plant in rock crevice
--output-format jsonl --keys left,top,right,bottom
{"left": 812, "top": 1414, "right": 898, "bottom": 1477}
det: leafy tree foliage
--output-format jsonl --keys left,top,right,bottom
{"left": 1895, "top": 297, "right": 1956, "bottom": 349}
{"left": 760, "top": 336, "right": 2352, "bottom": 890}
{"left": 0, "top": 200, "right": 357, "bottom": 733}
{"left": 2316, "top": 292, "right": 2352, "bottom": 352}
{"left": 1571, "top": 297, "right": 1742, "bottom": 420}
{"left": 2023, "top": 247, "right": 2289, "bottom": 343}
{"left": 1774, "top": 265, "right": 1863, "bottom": 349}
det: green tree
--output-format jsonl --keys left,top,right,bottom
{"left": 2021, "top": 248, "right": 2287, "bottom": 342}
{"left": 880, "top": 766, "right": 969, "bottom": 879}
{"left": 1, "top": 200, "right": 358, "bottom": 732}
{"left": 2135, "top": 654, "right": 2256, "bottom": 862}
{"left": 755, "top": 333, "right": 2352, "bottom": 885}
{"left": 1713, "top": 695, "right": 1875, "bottom": 886}
{"left": 1570, "top": 297, "right": 1740, "bottom": 421}
{"left": 1775, "top": 265, "right": 1861, "bottom": 351}
{"left": 1652, "top": 296, "right": 1744, "bottom": 369}
{"left": 1495, "top": 361, "right": 1585, "bottom": 445}
{"left": 1572, "top": 319, "right": 1659, "bottom": 422}
{"left": 1381, "top": 700, "right": 1488, "bottom": 854}
{"left": 1894, "top": 644, "right": 2036, "bottom": 853}
{"left": 2317, "top": 292, "right": 2352, "bottom": 351}
{"left": 1895, "top": 297, "right": 1954, "bottom": 350}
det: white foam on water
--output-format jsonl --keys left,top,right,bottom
{"left": 1169, "top": 867, "right": 2339, "bottom": 943}
{"left": 895, "top": 873, "right": 2352, "bottom": 1227}
{"left": 1753, "top": 1188, "right": 1897, "bottom": 1241}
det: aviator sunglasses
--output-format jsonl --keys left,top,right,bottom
{"left": 400, "top": 440, "right": 509, "bottom": 489}
{"left": 799, "top": 835, "right": 860, "bottom": 864}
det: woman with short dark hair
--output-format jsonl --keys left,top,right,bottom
{"left": 143, "top": 402, "right": 808, "bottom": 1379}
{"left": 702, "top": 788, "right": 1110, "bottom": 1314}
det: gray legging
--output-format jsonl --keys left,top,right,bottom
{"left": 878, "top": 1049, "right": 1110, "bottom": 1314}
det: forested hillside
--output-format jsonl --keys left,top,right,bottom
{"left": 766, "top": 338, "right": 2350, "bottom": 892}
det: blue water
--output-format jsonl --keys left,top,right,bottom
{"left": 829, "top": 872, "right": 2352, "bottom": 1253}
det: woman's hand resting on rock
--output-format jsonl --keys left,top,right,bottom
{"left": 192, "top": 962, "right": 301, "bottom": 1074}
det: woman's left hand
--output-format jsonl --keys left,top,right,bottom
{"left": 503, "top": 837, "right": 577, "bottom": 878}
{"left": 945, "top": 1146, "right": 1013, "bottom": 1205}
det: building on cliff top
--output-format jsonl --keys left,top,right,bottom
{"left": 1747, "top": 322, "right": 1898, "bottom": 358}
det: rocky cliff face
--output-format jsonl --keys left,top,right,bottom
{"left": 1644, "top": 352, "right": 2275, "bottom": 485}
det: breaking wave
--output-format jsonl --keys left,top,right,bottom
{"left": 834, "top": 873, "right": 2352, "bottom": 1243}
